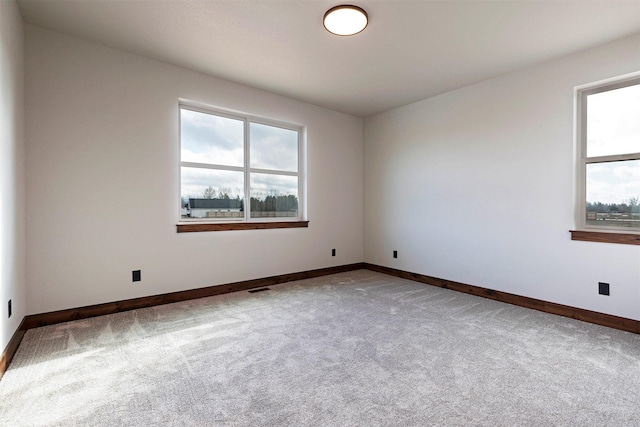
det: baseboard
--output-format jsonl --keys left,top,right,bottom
{"left": 23, "top": 263, "right": 366, "bottom": 330}
{"left": 4, "top": 261, "right": 637, "bottom": 380}
{"left": 0, "top": 318, "right": 26, "bottom": 381}
{"left": 1, "top": 263, "right": 363, "bottom": 380}
{"left": 364, "top": 263, "right": 640, "bottom": 335}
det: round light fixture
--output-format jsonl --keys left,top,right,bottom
{"left": 323, "top": 5, "right": 368, "bottom": 36}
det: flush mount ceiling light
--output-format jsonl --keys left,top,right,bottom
{"left": 323, "top": 5, "right": 368, "bottom": 36}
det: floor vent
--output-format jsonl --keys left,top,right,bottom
{"left": 248, "top": 287, "right": 271, "bottom": 293}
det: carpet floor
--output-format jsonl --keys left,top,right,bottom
{"left": 1, "top": 270, "right": 640, "bottom": 426}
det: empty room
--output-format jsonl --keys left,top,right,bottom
{"left": 1, "top": 0, "right": 640, "bottom": 425}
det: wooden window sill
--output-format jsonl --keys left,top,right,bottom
{"left": 177, "top": 221, "right": 309, "bottom": 233}
{"left": 570, "top": 230, "right": 640, "bottom": 246}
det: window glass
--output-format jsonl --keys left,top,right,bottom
{"left": 181, "top": 109, "right": 244, "bottom": 166}
{"left": 586, "top": 160, "right": 640, "bottom": 229}
{"left": 586, "top": 83, "right": 640, "bottom": 158}
{"left": 181, "top": 167, "right": 244, "bottom": 219}
{"left": 250, "top": 122, "right": 298, "bottom": 172}
{"left": 250, "top": 173, "right": 298, "bottom": 218}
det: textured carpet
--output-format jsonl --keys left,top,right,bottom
{"left": 1, "top": 270, "right": 640, "bottom": 426}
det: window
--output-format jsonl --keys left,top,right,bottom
{"left": 575, "top": 73, "right": 640, "bottom": 236}
{"left": 179, "top": 103, "right": 305, "bottom": 231}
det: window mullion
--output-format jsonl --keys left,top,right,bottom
{"left": 585, "top": 153, "right": 640, "bottom": 164}
{"left": 243, "top": 118, "right": 251, "bottom": 221}
{"left": 298, "top": 129, "right": 304, "bottom": 220}
{"left": 244, "top": 118, "right": 251, "bottom": 221}
{"left": 249, "top": 168, "right": 298, "bottom": 177}
{"left": 180, "top": 162, "right": 245, "bottom": 172}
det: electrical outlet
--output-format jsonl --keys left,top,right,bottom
{"left": 132, "top": 270, "right": 141, "bottom": 282}
{"left": 332, "top": 249, "right": 336, "bottom": 256}
{"left": 598, "top": 282, "right": 610, "bottom": 296}
{"left": 393, "top": 250, "right": 398, "bottom": 259}
{"left": 8, "top": 300, "right": 11, "bottom": 318}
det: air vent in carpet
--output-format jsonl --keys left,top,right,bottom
{"left": 248, "top": 287, "right": 271, "bottom": 293}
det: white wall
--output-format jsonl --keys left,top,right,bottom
{"left": 365, "top": 34, "right": 640, "bottom": 320}
{"left": 25, "top": 26, "right": 364, "bottom": 315}
{"left": 23, "top": 20, "right": 639, "bottom": 323}
{"left": 0, "top": 0, "right": 26, "bottom": 350}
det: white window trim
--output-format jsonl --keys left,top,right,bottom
{"left": 574, "top": 71, "right": 640, "bottom": 234}
{"left": 178, "top": 101, "right": 306, "bottom": 224}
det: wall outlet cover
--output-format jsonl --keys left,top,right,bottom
{"left": 598, "top": 282, "right": 610, "bottom": 296}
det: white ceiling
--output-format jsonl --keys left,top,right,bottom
{"left": 17, "top": 0, "right": 640, "bottom": 117}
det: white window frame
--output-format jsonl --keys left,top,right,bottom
{"left": 575, "top": 71, "right": 640, "bottom": 234}
{"left": 179, "top": 101, "right": 306, "bottom": 224}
